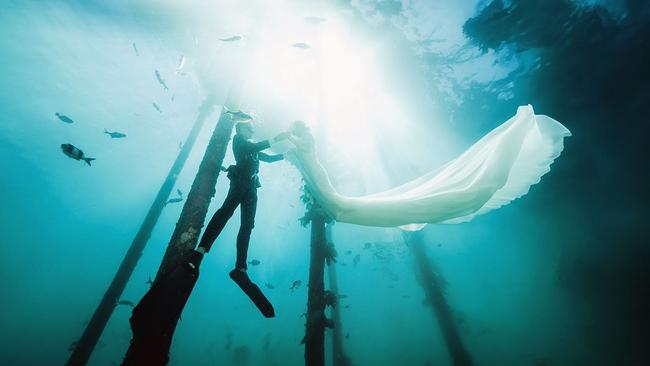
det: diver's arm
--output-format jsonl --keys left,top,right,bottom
{"left": 251, "top": 140, "right": 272, "bottom": 152}
{"left": 259, "top": 152, "right": 284, "bottom": 163}
{"left": 234, "top": 133, "right": 289, "bottom": 156}
{"left": 235, "top": 134, "right": 271, "bottom": 153}
{"left": 254, "top": 132, "right": 289, "bottom": 157}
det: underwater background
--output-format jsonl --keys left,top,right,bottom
{"left": 1, "top": 0, "right": 648, "bottom": 365}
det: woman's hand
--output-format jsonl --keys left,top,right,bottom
{"left": 273, "top": 132, "right": 290, "bottom": 143}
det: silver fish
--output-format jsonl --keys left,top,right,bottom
{"left": 55, "top": 112, "right": 74, "bottom": 124}
{"left": 176, "top": 55, "right": 185, "bottom": 72}
{"left": 104, "top": 129, "right": 126, "bottom": 138}
{"left": 219, "top": 35, "right": 242, "bottom": 42}
{"left": 290, "top": 280, "right": 302, "bottom": 291}
{"left": 155, "top": 70, "right": 169, "bottom": 90}
{"left": 166, "top": 189, "right": 183, "bottom": 204}
{"left": 224, "top": 106, "right": 253, "bottom": 121}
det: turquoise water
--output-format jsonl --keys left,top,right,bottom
{"left": 1, "top": 1, "right": 648, "bottom": 365}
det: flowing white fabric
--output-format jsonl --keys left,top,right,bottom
{"left": 290, "top": 105, "right": 571, "bottom": 230}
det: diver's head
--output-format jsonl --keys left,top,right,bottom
{"left": 236, "top": 122, "right": 254, "bottom": 139}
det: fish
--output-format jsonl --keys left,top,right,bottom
{"left": 290, "top": 280, "right": 302, "bottom": 291}
{"left": 55, "top": 113, "right": 74, "bottom": 124}
{"left": 176, "top": 55, "right": 185, "bottom": 72}
{"left": 223, "top": 106, "right": 253, "bottom": 122}
{"left": 146, "top": 277, "right": 153, "bottom": 286}
{"left": 166, "top": 189, "right": 183, "bottom": 205}
{"left": 338, "top": 294, "right": 348, "bottom": 299}
{"left": 292, "top": 42, "right": 310, "bottom": 49}
{"left": 60, "top": 144, "right": 95, "bottom": 166}
{"left": 219, "top": 35, "right": 242, "bottom": 42}
{"left": 171, "top": 94, "right": 176, "bottom": 102}
{"left": 363, "top": 242, "right": 372, "bottom": 249}
{"left": 152, "top": 102, "right": 162, "bottom": 113}
{"left": 132, "top": 42, "right": 139, "bottom": 56}
{"left": 117, "top": 300, "right": 135, "bottom": 307}
{"left": 178, "top": 141, "right": 183, "bottom": 149}
{"left": 345, "top": 250, "right": 352, "bottom": 255}
{"left": 345, "top": 332, "right": 349, "bottom": 339}
{"left": 264, "top": 282, "right": 275, "bottom": 289}
{"left": 155, "top": 70, "right": 169, "bottom": 90}
{"left": 344, "top": 305, "right": 350, "bottom": 309}
{"left": 248, "top": 259, "right": 261, "bottom": 266}
{"left": 353, "top": 254, "right": 360, "bottom": 266}
{"left": 304, "top": 16, "right": 326, "bottom": 24}
{"left": 104, "top": 129, "right": 127, "bottom": 138}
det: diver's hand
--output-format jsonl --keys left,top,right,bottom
{"left": 273, "top": 132, "right": 290, "bottom": 143}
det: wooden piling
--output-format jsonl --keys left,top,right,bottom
{"left": 404, "top": 231, "right": 472, "bottom": 366}
{"left": 122, "top": 90, "right": 240, "bottom": 364}
{"left": 304, "top": 207, "right": 328, "bottom": 366}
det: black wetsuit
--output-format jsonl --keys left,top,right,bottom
{"left": 197, "top": 134, "right": 283, "bottom": 270}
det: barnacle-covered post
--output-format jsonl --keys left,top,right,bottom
{"left": 404, "top": 231, "right": 472, "bottom": 366}
{"left": 300, "top": 184, "right": 334, "bottom": 366}
{"left": 122, "top": 89, "right": 241, "bottom": 365}
{"left": 325, "top": 226, "right": 353, "bottom": 366}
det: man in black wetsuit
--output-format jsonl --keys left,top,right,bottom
{"left": 187, "top": 122, "right": 288, "bottom": 283}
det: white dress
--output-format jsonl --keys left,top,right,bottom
{"left": 289, "top": 105, "right": 572, "bottom": 230}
